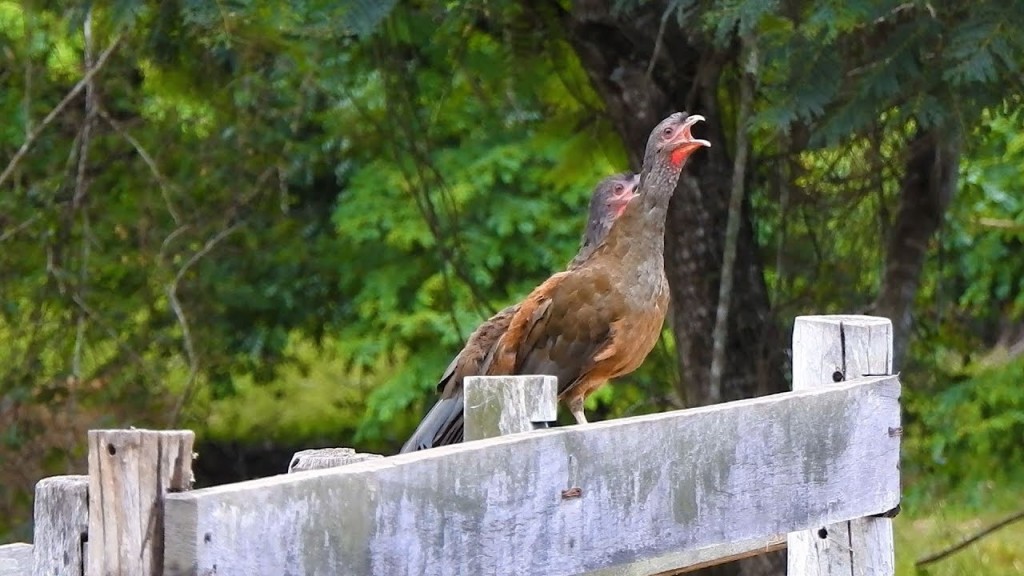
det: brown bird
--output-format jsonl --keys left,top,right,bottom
{"left": 484, "top": 112, "right": 709, "bottom": 425}
{"left": 400, "top": 172, "right": 641, "bottom": 453}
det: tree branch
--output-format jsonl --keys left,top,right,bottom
{"left": 72, "top": 7, "right": 98, "bottom": 379}
{"left": 0, "top": 33, "right": 122, "bottom": 189}
{"left": 167, "top": 222, "right": 242, "bottom": 427}
{"left": 69, "top": 293, "right": 158, "bottom": 383}
{"left": 916, "top": 508, "right": 1024, "bottom": 567}
{"left": 98, "top": 107, "right": 183, "bottom": 224}
{"left": 646, "top": 5, "right": 672, "bottom": 78}
{"left": 22, "top": 6, "right": 34, "bottom": 139}
{"left": 0, "top": 215, "right": 40, "bottom": 242}
{"left": 369, "top": 32, "right": 501, "bottom": 322}
{"left": 708, "top": 33, "right": 758, "bottom": 404}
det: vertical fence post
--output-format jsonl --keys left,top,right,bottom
{"left": 788, "top": 315, "right": 898, "bottom": 576}
{"left": 87, "top": 429, "right": 194, "bottom": 576}
{"left": 463, "top": 375, "right": 558, "bottom": 442}
{"left": 33, "top": 475, "right": 89, "bottom": 576}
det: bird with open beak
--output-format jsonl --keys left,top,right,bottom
{"left": 483, "top": 113, "right": 710, "bottom": 425}
{"left": 401, "top": 172, "right": 642, "bottom": 452}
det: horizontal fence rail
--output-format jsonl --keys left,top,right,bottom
{"left": 0, "top": 315, "right": 902, "bottom": 576}
{"left": 0, "top": 544, "right": 31, "bottom": 576}
{"left": 163, "top": 375, "right": 901, "bottom": 576}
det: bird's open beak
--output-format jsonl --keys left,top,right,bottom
{"left": 672, "top": 115, "right": 711, "bottom": 150}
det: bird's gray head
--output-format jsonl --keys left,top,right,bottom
{"left": 582, "top": 172, "right": 640, "bottom": 248}
{"left": 642, "top": 112, "right": 711, "bottom": 172}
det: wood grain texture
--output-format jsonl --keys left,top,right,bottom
{"left": 583, "top": 536, "right": 786, "bottom": 576}
{"left": 850, "top": 516, "right": 896, "bottom": 574}
{"left": 791, "top": 315, "right": 893, "bottom": 388}
{"left": 463, "top": 375, "right": 558, "bottom": 441}
{"left": 288, "top": 448, "right": 383, "bottom": 473}
{"left": 33, "top": 475, "right": 88, "bottom": 576}
{"left": 788, "top": 315, "right": 899, "bottom": 576}
{"left": 164, "top": 377, "right": 899, "bottom": 576}
{"left": 463, "top": 375, "right": 788, "bottom": 576}
{"left": 0, "top": 543, "right": 32, "bottom": 576}
{"left": 87, "top": 429, "right": 194, "bottom": 576}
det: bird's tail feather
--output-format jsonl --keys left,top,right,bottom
{"left": 399, "top": 392, "right": 465, "bottom": 453}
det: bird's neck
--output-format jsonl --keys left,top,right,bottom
{"left": 599, "top": 163, "right": 680, "bottom": 263}
{"left": 569, "top": 218, "right": 611, "bottom": 269}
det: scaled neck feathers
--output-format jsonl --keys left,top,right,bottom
{"left": 594, "top": 156, "right": 685, "bottom": 263}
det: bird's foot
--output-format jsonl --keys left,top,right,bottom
{"left": 569, "top": 399, "right": 589, "bottom": 425}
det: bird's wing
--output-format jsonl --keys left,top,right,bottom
{"left": 487, "top": 269, "right": 623, "bottom": 396}
{"left": 399, "top": 394, "right": 465, "bottom": 453}
{"left": 402, "top": 305, "right": 519, "bottom": 453}
{"left": 436, "top": 304, "right": 519, "bottom": 397}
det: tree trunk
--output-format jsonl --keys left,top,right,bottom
{"left": 562, "top": 0, "right": 786, "bottom": 404}
{"left": 559, "top": 1, "right": 788, "bottom": 574}
{"left": 874, "top": 129, "right": 958, "bottom": 368}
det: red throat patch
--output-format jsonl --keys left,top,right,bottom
{"left": 670, "top": 147, "right": 689, "bottom": 167}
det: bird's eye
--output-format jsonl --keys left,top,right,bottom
{"left": 662, "top": 126, "right": 674, "bottom": 138}
{"left": 614, "top": 184, "right": 625, "bottom": 194}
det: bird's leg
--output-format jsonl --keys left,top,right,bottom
{"left": 568, "top": 396, "right": 589, "bottom": 425}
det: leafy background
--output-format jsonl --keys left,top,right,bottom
{"left": 1, "top": 1, "right": 1023, "bottom": 573}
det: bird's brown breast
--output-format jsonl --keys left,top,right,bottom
{"left": 570, "top": 273, "right": 669, "bottom": 399}
{"left": 486, "top": 263, "right": 669, "bottom": 400}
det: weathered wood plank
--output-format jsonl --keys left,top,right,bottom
{"left": 463, "top": 375, "right": 558, "bottom": 441}
{"left": 788, "top": 315, "right": 899, "bottom": 576}
{"left": 658, "top": 537, "right": 787, "bottom": 575}
{"left": 791, "top": 314, "right": 893, "bottom": 387}
{"left": 849, "top": 516, "right": 896, "bottom": 574}
{"left": 582, "top": 535, "right": 786, "bottom": 576}
{"left": 87, "top": 429, "right": 194, "bottom": 576}
{"left": 164, "top": 377, "right": 900, "bottom": 576}
{"left": 288, "top": 448, "right": 383, "bottom": 473}
{"left": 462, "top": 375, "right": 790, "bottom": 576}
{"left": 33, "top": 475, "right": 88, "bottom": 576}
{"left": 0, "top": 543, "right": 32, "bottom": 576}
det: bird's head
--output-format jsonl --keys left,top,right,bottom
{"left": 648, "top": 112, "right": 711, "bottom": 169}
{"left": 598, "top": 172, "right": 640, "bottom": 221}
{"left": 580, "top": 172, "right": 640, "bottom": 251}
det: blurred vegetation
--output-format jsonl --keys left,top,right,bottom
{"left": 895, "top": 481, "right": 1024, "bottom": 575}
{"left": 1, "top": 1, "right": 1023, "bottom": 572}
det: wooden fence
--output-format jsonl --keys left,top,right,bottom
{"left": 0, "top": 315, "right": 901, "bottom": 576}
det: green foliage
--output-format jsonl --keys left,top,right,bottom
{"left": 896, "top": 106, "right": 1024, "bottom": 502}
{"left": 4, "top": 0, "right": 1024, "bottom": 547}
{"left": 739, "top": 0, "right": 1024, "bottom": 145}
{"left": 321, "top": 3, "right": 634, "bottom": 439}
{"left": 948, "top": 107, "right": 1024, "bottom": 319}
{"left": 715, "top": 0, "right": 1024, "bottom": 510}
{"left": 200, "top": 334, "right": 382, "bottom": 444}
{"left": 916, "top": 356, "right": 1024, "bottom": 492}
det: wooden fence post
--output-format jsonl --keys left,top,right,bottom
{"left": 788, "top": 315, "right": 899, "bottom": 576}
{"left": 33, "top": 475, "right": 89, "bottom": 576}
{"left": 87, "top": 429, "right": 194, "bottom": 576}
{"left": 462, "top": 375, "right": 558, "bottom": 442}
